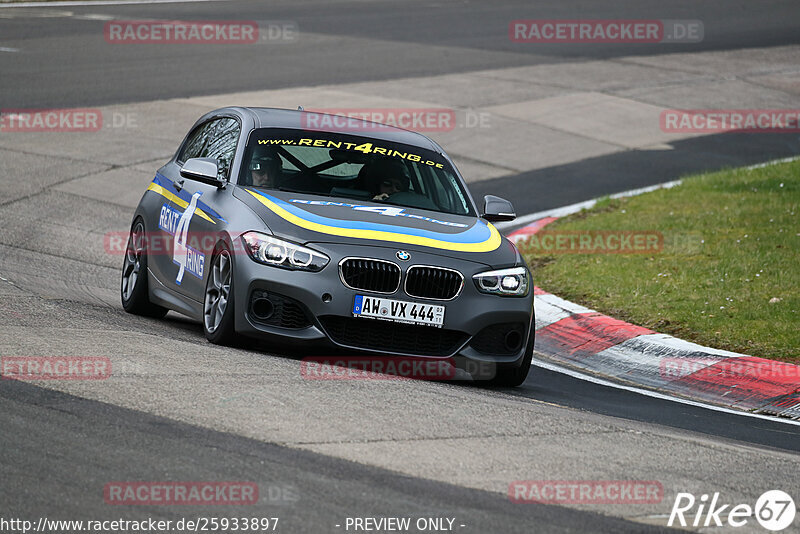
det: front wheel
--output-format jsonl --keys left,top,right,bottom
{"left": 121, "top": 219, "right": 168, "bottom": 318}
{"left": 203, "top": 243, "right": 237, "bottom": 345}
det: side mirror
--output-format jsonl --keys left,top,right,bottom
{"left": 180, "top": 158, "right": 225, "bottom": 188}
{"left": 482, "top": 195, "right": 516, "bottom": 222}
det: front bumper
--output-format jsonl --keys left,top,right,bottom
{"left": 232, "top": 242, "right": 534, "bottom": 371}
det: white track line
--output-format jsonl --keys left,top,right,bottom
{"left": 501, "top": 156, "right": 800, "bottom": 232}
{"left": 495, "top": 179, "right": 682, "bottom": 231}
{"left": 533, "top": 359, "right": 800, "bottom": 427}
{"left": 745, "top": 155, "right": 800, "bottom": 170}
{"left": 0, "top": 0, "right": 227, "bottom": 8}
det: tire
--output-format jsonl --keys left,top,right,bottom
{"left": 483, "top": 325, "right": 535, "bottom": 387}
{"left": 121, "top": 218, "right": 169, "bottom": 318}
{"left": 203, "top": 242, "right": 237, "bottom": 345}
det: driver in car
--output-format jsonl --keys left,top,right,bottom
{"left": 365, "top": 158, "right": 411, "bottom": 201}
{"left": 249, "top": 147, "right": 282, "bottom": 188}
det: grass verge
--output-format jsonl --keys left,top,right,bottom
{"left": 521, "top": 159, "right": 800, "bottom": 363}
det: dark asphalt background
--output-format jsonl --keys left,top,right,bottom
{"left": 2, "top": 0, "right": 800, "bottom": 109}
{"left": 0, "top": 378, "right": 680, "bottom": 534}
{"left": 2, "top": 0, "right": 799, "bottom": 213}
{"left": 1, "top": 1, "right": 798, "bottom": 532}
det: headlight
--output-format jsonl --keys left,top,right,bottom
{"left": 473, "top": 266, "right": 529, "bottom": 297}
{"left": 241, "top": 232, "right": 329, "bottom": 272}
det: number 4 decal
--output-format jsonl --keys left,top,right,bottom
{"left": 354, "top": 142, "right": 373, "bottom": 154}
{"left": 173, "top": 191, "right": 202, "bottom": 285}
{"left": 353, "top": 205, "right": 406, "bottom": 217}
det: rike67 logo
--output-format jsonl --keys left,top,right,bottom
{"left": 669, "top": 490, "right": 796, "bottom": 531}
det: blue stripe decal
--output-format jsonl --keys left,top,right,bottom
{"left": 249, "top": 189, "right": 492, "bottom": 244}
{"left": 153, "top": 174, "right": 226, "bottom": 222}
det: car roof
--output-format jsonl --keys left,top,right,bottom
{"left": 219, "top": 106, "right": 444, "bottom": 153}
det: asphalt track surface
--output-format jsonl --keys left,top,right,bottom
{"left": 2, "top": 0, "right": 800, "bottom": 109}
{"left": 1, "top": 1, "right": 799, "bottom": 533}
{"left": 0, "top": 379, "right": 674, "bottom": 534}
{"left": 3, "top": 0, "right": 800, "bottom": 212}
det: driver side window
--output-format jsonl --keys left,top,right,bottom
{"left": 179, "top": 118, "right": 240, "bottom": 180}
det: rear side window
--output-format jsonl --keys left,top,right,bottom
{"left": 179, "top": 118, "right": 240, "bottom": 179}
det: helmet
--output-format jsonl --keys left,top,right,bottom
{"left": 363, "top": 157, "right": 410, "bottom": 194}
{"left": 249, "top": 146, "right": 280, "bottom": 172}
{"left": 248, "top": 147, "right": 281, "bottom": 186}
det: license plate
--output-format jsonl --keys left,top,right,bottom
{"left": 353, "top": 295, "right": 445, "bottom": 328}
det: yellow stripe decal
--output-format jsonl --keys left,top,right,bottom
{"left": 246, "top": 189, "right": 502, "bottom": 253}
{"left": 146, "top": 183, "right": 216, "bottom": 224}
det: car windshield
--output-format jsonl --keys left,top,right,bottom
{"left": 239, "top": 128, "right": 474, "bottom": 216}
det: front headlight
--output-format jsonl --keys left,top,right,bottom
{"left": 473, "top": 266, "right": 530, "bottom": 297}
{"left": 241, "top": 232, "right": 329, "bottom": 272}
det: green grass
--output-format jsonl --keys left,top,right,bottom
{"left": 521, "top": 159, "right": 800, "bottom": 363}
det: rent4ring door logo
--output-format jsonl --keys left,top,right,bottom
{"left": 158, "top": 195, "right": 206, "bottom": 284}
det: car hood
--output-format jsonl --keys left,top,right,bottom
{"left": 233, "top": 187, "right": 521, "bottom": 266}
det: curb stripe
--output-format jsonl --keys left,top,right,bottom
{"left": 669, "top": 356, "right": 800, "bottom": 410}
{"left": 533, "top": 292, "right": 594, "bottom": 330}
{"left": 513, "top": 211, "right": 800, "bottom": 418}
{"left": 507, "top": 216, "right": 557, "bottom": 241}
{"left": 535, "top": 313, "right": 653, "bottom": 358}
{"left": 589, "top": 334, "right": 731, "bottom": 391}
{"left": 534, "top": 359, "right": 800, "bottom": 426}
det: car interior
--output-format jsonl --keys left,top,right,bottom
{"left": 240, "top": 145, "right": 471, "bottom": 216}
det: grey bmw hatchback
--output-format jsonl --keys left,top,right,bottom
{"left": 121, "top": 107, "right": 534, "bottom": 385}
